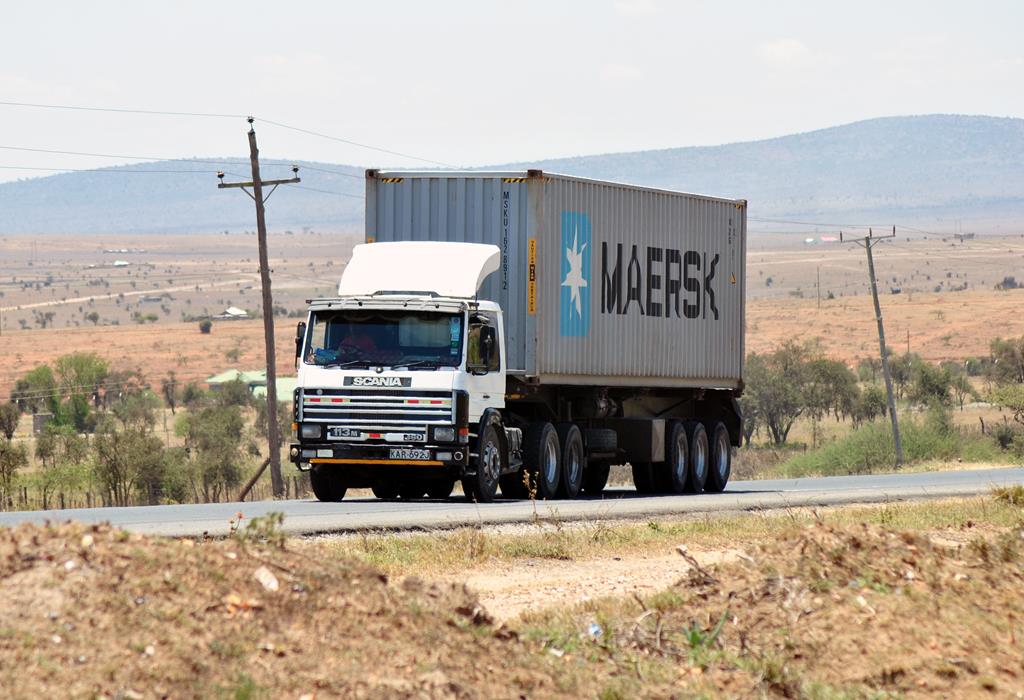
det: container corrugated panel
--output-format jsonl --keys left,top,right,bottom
{"left": 366, "top": 172, "right": 532, "bottom": 372}
{"left": 365, "top": 170, "right": 745, "bottom": 389}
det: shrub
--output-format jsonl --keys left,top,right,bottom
{"left": 199, "top": 319, "right": 213, "bottom": 334}
{"left": 776, "top": 407, "right": 999, "bottom": 478}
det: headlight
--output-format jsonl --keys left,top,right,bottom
{"left": 433, "top": 426, "right": 456, "bottom": 442}
{"left": 300, "top": 423, "right": 322, "bottom": 439}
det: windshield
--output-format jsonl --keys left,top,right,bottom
{"left": 304, "top": 309, "right": 463, "bottom": 369}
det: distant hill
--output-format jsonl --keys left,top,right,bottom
{"left": 1, "top": 115, "right": 1021, "bottom": 234}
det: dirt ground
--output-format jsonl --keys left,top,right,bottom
{"left": 454, "top": 548, "right": 748, "bottom": 623}
{"left": 3, "top": 498, "right": 1023, "bottom": 698}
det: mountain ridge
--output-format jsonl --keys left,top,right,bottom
{"left": 1, "top": 114, "right": 1021, "bottom": 234}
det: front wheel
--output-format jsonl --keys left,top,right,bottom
{"left": 371, "top": 481, "right": 400, "bottom": 500}
{"left": 463, "top": 422, "right": 503, "bottom": 503}
{"left": 310, "top": 465, "right": 347, "bottom": 502}
{"left": 425, "top": 479, "right": 456, "bottom": 500}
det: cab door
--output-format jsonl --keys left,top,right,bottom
{"left": 465, "top": 311, "right": 505, "bottom": 421}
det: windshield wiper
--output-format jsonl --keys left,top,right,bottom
{"left": 393, "top": 359, "right": 442, "bottom": 370}
{"left": 322, "top": 359, "right": 372, "bottom": 369}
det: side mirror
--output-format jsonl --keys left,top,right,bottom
{"left": 295, "top": 321, "right": 306, "bottom": 359}
{"left": 480, "top": 327, "right": 496, "bottom": 368}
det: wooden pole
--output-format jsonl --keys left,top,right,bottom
{"left": 218, "top": 119, "right": 299, "bottom": 498}
{"left": 843, "top": 227, "right": 903, "bottom": 467}
{"left": 236, "top": 457, "right": 271, "bottom": 502}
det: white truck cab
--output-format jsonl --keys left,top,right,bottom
{"left": 291, "top": 242, "right": 517, "bottom": 501}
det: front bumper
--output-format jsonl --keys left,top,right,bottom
{"left": 290, "top": 442, "right": 470, "bottom": 470}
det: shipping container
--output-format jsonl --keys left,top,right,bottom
{"left": 365, "top": 170, "right": 746, "bottom": 390}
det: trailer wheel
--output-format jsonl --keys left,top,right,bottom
{"left": 371, "top": 482, "right": 400, "bottom": 500}
{"left": 582, "top": 461, "right": 611, "bottom": 496}
{"left": 463, "top": 422, "right": 502, "bottom": 503}
{"left": 704, "top": 421, "right": 732, "bottom": 493}
{"left": 425, "top": 479, "right": 455, "bottom": 500}
{"left": 631, "top": 462, "right": 657, "bottom": 494}
{"left": 657, "top": 420, "right": 690, "bottom": 494}
{"left": 684, "top": 421, "right": 709, "bottom": 493}
{"left": 310, "top": 465, "right": 347, "bottom": 502}
{"left": 523, "top": 422, "right": 561, "bottom": 500}
{"left": 555, "top": 423, "right": 584, "bottom": 499}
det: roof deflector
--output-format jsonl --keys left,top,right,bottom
{"left": 337, "top": 242, "right": 501, "bottom": 299}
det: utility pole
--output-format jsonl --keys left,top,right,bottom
{"left": 816, "top": 265, "right": 821, "bottom": 309}
{"left": 841, "top": 227, "right": 903, "bottom": 467}
{"left": 218, "top": 117, "right": 300, "bottom": 498}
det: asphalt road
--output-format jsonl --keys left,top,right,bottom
{"left": 0, "top": 467, "right": 1021, "bottom": 538}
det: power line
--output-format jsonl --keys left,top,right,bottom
{"left": 256, "top": 116, "right": 454, "bottom": 167}
{"left": 0, "top": 99, "right": 244, "bottom": 119}
{"left": 0, "top": 99, "right": 453, "bottom": 167}
{"left": 291, "top": 183, "right": 363, "bottom": 199}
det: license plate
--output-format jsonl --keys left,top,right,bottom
{"left": 389, "top": 448, "right": 431, "bottom": 460}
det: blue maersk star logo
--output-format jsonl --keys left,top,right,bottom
{"left": 559, "top": 212, "right": 591, "bottom": 337}
{"left": 561, "top": 228, "right": 588, "bottom": 318}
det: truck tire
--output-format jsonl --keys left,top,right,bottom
{"left": 425, "top": 479, "right": 456, "bottom": 500}
{"left": 631, "top": 462, "right": 657, "bottom": 494}
{"left": 310, "top": 465, "right": 347, "bottom": 502}
{"left": 371, "top": 482, "right": 400, "bottom": 500}
{"left": 684, "top": 421, "right": 709, "bottom": 493}
{"left": 582, "top": 461, "right": 610, "bottom": 496}
{"left": 499, "top": 471, "right": 530, "bottom": 499}
{"left": 556, "top": 423, "right": 584, "bottom": 499}
{"left": 523, "top": 422, "right": 561, "bottom": 500}
{"left": 399, "top": 481, "right": 427, "bottom": 500}
{"left": 585, "top": 428, "right": 617, "bottom": 453}
{"left": 463, "top": 422, "right": 502, "bottom": 503}
{"left": 704, "top": 421, "right": 732, "bottom": 493}
{"left": 657, "top": 420, "right": 690, "bottom": 494}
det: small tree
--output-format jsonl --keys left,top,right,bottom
{"left": 176, "top": 405, "right": 249, "bottom": 502}
{"left": 0, "top": 440, "right": 28, "bottom": 505}
{"left": 11, "top": 365, "right": 59, "bottom": 414}
{"left": 182, "top": 382, "right": 206, "bottom": 408}
{"left": 199, "top": 319, "right": 213, "bottom": 334}
{"left": 908, "top": 361, "right": 952, "bottom": 406}
{"left": 215, "top": 380, "right": 252, "bottom": 408}
{"left": 744, "top": 342, "right": 812, "bottom": 445}
{"left": 852, "top": 384, "right": 888, "bottom": 427}
{"left": 988, "top": 336, "right": 1024, "bottom": 385}
{"left": 0, "top": 403, "right": 20, "bottom": 441}
{"left": 161, "top": 372, "right": 180, "bottom": 414}
{"left": 256, "top": 398, "right": 292, "bottom": 444}
{"left": 85, "top": 311, "right": 100, "bottom": 325}
{"left": 92, "top": 418, "right": 166, "bottom": 506}
{"left": 35, "top": 423, "right": 89, "bottom": 508}
{"left": 111, "top": 390, "right": 160, "bottom": 432}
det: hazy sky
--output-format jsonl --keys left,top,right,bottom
{"left": 1, "top": 0, "right": 1021, "bottom": 182}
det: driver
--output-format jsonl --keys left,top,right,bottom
{"left": 338, "top": 323, "right": 377, "bottom": 355}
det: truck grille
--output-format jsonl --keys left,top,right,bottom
{"left": 301, "top": 388, "right": 453, "bottom": 427}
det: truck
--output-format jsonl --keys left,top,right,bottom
{"left": 290, "top": 170, "right": 746, "bottom": 503}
